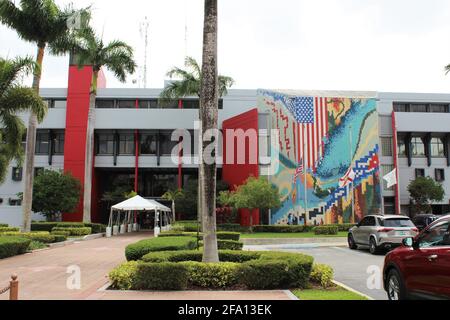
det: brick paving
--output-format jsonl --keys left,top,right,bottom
{"left": 0, "top": 232, "right": 294, "bottom": 300}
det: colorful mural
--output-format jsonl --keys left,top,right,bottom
{"left": 258, "top": 90, "right": 382, "bottom": 226}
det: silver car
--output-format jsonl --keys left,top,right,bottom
{"left": 348, "top": 215, "right": 419, "bottom": 254}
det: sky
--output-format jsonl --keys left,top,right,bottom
{"left": 2, "top": 0, "right": 450, "bottom": 93}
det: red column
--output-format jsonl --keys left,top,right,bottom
{"left": 134, "top": 99, "right": 139, "bottom": 193}
{"left": 391, "top": 111, "right": 401, "bottom": 215}
{"left": 178, "top": 99, "right": 183, "bottom": 189}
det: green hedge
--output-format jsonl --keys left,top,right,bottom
{"left": 172, "top": 221, "right": 199, "bottom": 232}
{"left": 84, "top": 223, "right": 107, "bottom": 234}
{"left": 31, "top": 222, "right": 106, "bottom": 234}
{"left": 159, "top": 231, "right": 240, "bottom": 241}
{"left": 0, "top": 232, "right": 56, "bottom": 243}
{"left": 199, "top": 239, "right": 243, "bottom": 251}
{"left": 31, "top": 222, "right": 58, "bottom": 232}
{"left": 52, "top": 227, "right": 92, "bottom": 236}
{"left": 313, "top": 226, "right": 339, "bottom": 235}
{"left": 134, "top": 262, "right": 189, "bottom": 290}
{"left": 142, "top": 250, "right": 261, "bottom": 263}
{"left": 218, "top": 224, "right": 249, "bottom": 232}
{"left": 0, "top": 237, "right": 31, "bottom": 259}
{"left": 310, "top": 264, "right": 334, "bottom": 288}
{"left": 252, "top": 225, "right": 312, "bottom": 233}
{"left": 51, "top": 230, "right": 70, "bottom": 237}
{"left": 125, "top": 237, "right": 198, "bottom": 261}
{"left": 0, "top": 227, "right": 20, "bottom": 233}
{"left": 0, "top": 224, "right": 9, "bottom": 228}
{"left": 181, "top": 261, "right": 240, "bottom": 288}
{"left": 53, "top": 235, "right": 67, "bottom": 243}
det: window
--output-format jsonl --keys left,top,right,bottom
{"left": 8, "top": 198, "right": 22, "bottom": 206}
{"left": 52, "top": 131, "right": 65, "bottom": 155}
{"left": 35, "top": 131, "right": 50, "bottom": 155}
{"left": 219, "top": 99, "right": 224, "bottom": 109}
{"left": 12, "top": 167, "right": 22, "bottom": 181}
{"left": 117, "top": 100, "right": 136, "bottom": 109}
{"left": 52, "top": 99, "right": 67, "bottom": 109}
{"left": 415, "top": 168, "right": 425, "bottom": 178}
{"left": 140, "top": 132, "right": 157, "bottom": 155}
{"left": 183, "top": 100, "right": 199, "bottom": 109}
{"left": 158, "top": 100, "right": 178, "bottom": 109}
{"left": 138, "top": 100, "right": 158, "bottom": 109}
{"left": 397, "top": 136, "right": 407, "bottom": 157}
{"left": 382, "top": 165, "right": 395, "bottom": 190}
{"left": 381, "top": 218, "right": 414, "bottom": 228}
{"left": 393, "top": 103, "right": 408, "bottom": 112}
{"left": 96, "top": 99, "right": 115, "bottom": 109}
{"left": 410, "top": 104, "right": 428, "bottom": 113}
{"left": 418, "top": 221, "right": 450, "bottom": 248}
{"left": 435, "top": 169, "right": 445, "bottom": 182}
{"left": 411, "top": 137, "right": 425, "bottom": 157}
{"left": 118, "top": 132, "right": 135, "bottom": 155}
{"left": 430, "top": 104, "right": 448, "bottom": 113}
{"left": 431, "top": 137, "right": 445, "bottom": 157}
{"left": 159, "top": 132, "right": 178, "bottom": 156}
{"left": 97, "top": 132, "right": 115, "bottom": 155}
{"left": 383, "top": 197, "right": 396, "bottom": 215}
{"left": 380, "top": 137, "right": 393, "bottom": 157}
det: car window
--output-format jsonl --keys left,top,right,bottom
{"left": 359, "top": 217, "right": 368, "bottom": 226}
{"left": 419, "top": 222, "right": 450, "bottom": 248}
{"left": 367, "top": 217, "right": 376, "bottom": 226}
{"left": 382, "top": 218, "right": 414, "bottom": 228}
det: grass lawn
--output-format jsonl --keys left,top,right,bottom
{"left": 292, "top": 287, "right": 368, "bottom": 300}
{"left": 240, "top": 231, "right": 348, "bottom": 238}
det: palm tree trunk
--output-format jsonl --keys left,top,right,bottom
{"left": 82, "top": 70, "right": 98, "bottom": 223}
{"left": 200, "top": 0, "right": 219, "bottom": 263}
{"left": 22, "top": 44, "right": 45, "bottom": 232}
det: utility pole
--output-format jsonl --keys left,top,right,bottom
{"left": 139, "top": 17, "right": 150, "bottom": 88}
{"left": 349, "top": 125, "right": 355, "bottom": 223}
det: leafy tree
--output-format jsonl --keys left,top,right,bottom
{"left": 0, "top": 0, "right": 88, "bottom": 231}
{"left": 31, "top": 169, "right": 81, "bottom": 221}
{"left": 162, "top": 189, "right": 184, "bottom": 221}
{"left": 407, "top": 176, "right": 445, "bottom": 214}
{"left": 0, "top": 56, "right": 46, "bottom": 183}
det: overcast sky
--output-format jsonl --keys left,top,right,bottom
{"left": 2, "top": 0, "right": 450, "bottom": 93}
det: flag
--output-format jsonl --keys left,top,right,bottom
{"left": 339, "top": 167, "right": 356, "bottom": 188}
{"left": 383, "top": 169, "right": 398, "bottom": 189}
{"left": 287, "top": 97, "right": 329, "bottom": 172}
{"left": 292, "top": 164, "right": 304, "bottom": 184}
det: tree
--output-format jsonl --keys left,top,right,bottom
{"left": 407, "top": 176, "right": 445, "bottom": 214}
{"left": 53, "top": 25, "right": 137, "bottom": 223}
{"left": 0, "top": 56, "right": 47, "bottom": 183}
{"left": 228, "top": 177, "right": 281, "bottom": 231}
{"left": 0, "top": 0, "right": 87, "bottom": 231}
{"left": 31, "top": 169, "right": 81, "bottom": 221}
{"left": 162, "top": 189, "right": 184, "bottom": 222}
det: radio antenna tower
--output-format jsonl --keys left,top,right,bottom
{"left": 184, "top": 0, "right": 188, "bottom": 61}
{"left": 139, "top": 17, "right": 150, "bottom": 88}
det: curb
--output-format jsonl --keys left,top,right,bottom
{"left": 332, "top": 280, "right": 375, "bottom": 300}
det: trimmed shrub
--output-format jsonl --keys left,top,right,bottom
{"left": 0, "top": 232, "right": 55, "bottom": 243}
{"left": 217, "top": 240, "right": 243, "bottom": 250}
{"left": 310, "top": 264, "right": 334, "bottom": 288}
{"left": 160, "top": 231, "right": 240, "bottom": 242}
{"left": 181, "top": 261, "right": 240, "bottom": 288}
{"left": 125, "top": 237, "right": 198, "bottom": 261}
{"left": 252, "top": 225, "right": 312, "bottom": 233}
{"left": 55, "top": 222, "right": 85, "bottom": 228}
{"left": 218, "top": 250, "right": 261, "bottom": 263}
{"left": 52, "top": 227, "right": 92, "bottom": 236}
{"left": 216, "top": 232, "right": 240, "bottom": 241}
{"left": 0, "top": 237, "right": 31, "bottom": 259}
{"left": 313, "top": 226, "right": 339, "bottom": 235}
{"left": 0, "top": 227, "right": 20, "bottom": 233}
{"left": 109, "top": 261, "right": 139, "bottom": 290}
{"left": 84, "top": 223, "right": 107, "bottom": 234}
{"left": 31, "top": 222, "right": 59, "bottom": 232}
{"left": 158, "top": 232, "right": 198, "bottom": 238}
{"left": 218, "top": 223, "right": 249, "bottom": 233}
{"left": 172, "top": 221, "right": 199, "bottom": 232}
{"left": 0, "top": 224, "right": 8, "bottom": 228}
{"left": 52, "top": 235, "right": 67, "bottom": 243}
{"left": 141, "top": 250, "right": 261, "bottom": 263}
{"left": 134, "top": 262, "right": 189, "bottom": 290}
{"left": 333, "top": 223, "right": 357, "bottom": 232}
{"left": 51, "top": 230, "right": 70, "bottom": 237}
{"left": 32, "top": 222, "right": 107, "bottom": 234}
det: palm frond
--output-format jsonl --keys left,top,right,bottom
{"left": 184, "top": 56, "right": 201, "bottom": 77}
{"left": 0, "top": 86, "right": 47, "bottom": 122}
{"left": 218, "top": 75, "right": 235, "bottom": 97}
{"left": 445, "top": 64, "right": 450, "bottom": 75}
{"left": 0, "top": 56, "right": 37, "bottom": 94}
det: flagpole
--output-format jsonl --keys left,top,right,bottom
{"left": 303, "top": 123, "right": 308, "bottom": 225}
{"left": 349, "top": 125, "right": 355, "bottom": 223}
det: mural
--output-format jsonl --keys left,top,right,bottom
{"left": 258, "top": 90, "right": 382, "bottom": 225}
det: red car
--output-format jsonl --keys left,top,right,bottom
{"left": 383, "top": 214, "right": 450, "bottom": 300}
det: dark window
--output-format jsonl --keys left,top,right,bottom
{"left": 118, "top": 132, "right": 135, "bottom": 155}
{"left": 430, "top": 104, "right": 448, "bottom": 113}
{"left": 419, "top": 221, "right": 450, "bottom": 248}
{"left": 411, "top": 137, "right": 425, "bottom": 157}
{"left": 138, "top": 100, "right": 158, "bottom": 109}
{"left": 97, "top": 132, "right": 115, "bottom": 155}
{"left": 96, "top": 99, "right": 115, "bottom": 109}
{"left": 383, "top": 197, "right": 396, "bottom": 215}
{"left": 12, "top": 167, "right": 22, "bottom": 181}
{"left": 140, "top": 132, "right": 157, "bottom": 155}
{"left": 8, "top": 198, "right": 22, "bottom": 206}
{"left": 381, "top": 218, "right": 414, "bottom": 228}
{"left": 183, "top": 99, "right": 199, "bottom": 109}
{"left": 52, "top": 131, "right": 65, "bottom": 155}
{"left": 393, "top": 103, "right": 408, "bottom": 112}
{"left": 219, "top": 99, "right": 224, "bottom": 109}
{"left": 435, "top": 169, "right": 445, "bottom": 182}
{"left": 431, "top": 137, "right": 445, "bottom": 157}
{"left": 397, "top": 136, "right": 407, "bottom": 157}
{"left": 415, "top": 168, "right": 425, "bottom": 178}
{"left": 410, "top": 104, "right": 428, "bottom": 113}
{"left": 158, "top": 100, "right": 178, "bottom": 109}
{"left": 35, "top": 131, "right": 50, "bottom": 155}
{"left": 117, "top": 100, "right": 136, "bottom": 109}
{"left": 0, "top": 198, "right": 3, "bottom": 204}
{"left": 159, "top": 132, "right": 178, "bottom": 156}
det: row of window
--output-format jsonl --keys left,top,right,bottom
{"left": 35, "top": 130, "right": 65, "bottom": 155}
{"left": 394, "top": 103, "right": 450, "bottom": 113}
{"left": 380, "top": 136, "right": 447, "bottom": 158}
{"left": 0, "top": 198, "right": 22, "bottom": 206}
{"left": 381, "top": 165, "right": 445, "bottom": 191}
{"left": 96, "top": 99, "right": 224, "bottom": 109}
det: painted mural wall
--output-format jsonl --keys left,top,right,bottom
{"left": 258, "top": 90, "right": 382, "bottom": 226}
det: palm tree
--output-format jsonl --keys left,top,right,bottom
{"left": 199, "top": 0, "right": 219, "bottom": 263}
{"left": 159, "top": 56, "right": 233, "bottom": 240}
{"left": 0, "top": 0, "right": 87, "bottom": 232}
{"left": 0, "top": 56, "right": 47, "bottom": 183}
{"left": 52, "top": 26, "right": 136, "bottom": 222}
{"left": 162, "top": 189, "right": 184, "bottom": 222}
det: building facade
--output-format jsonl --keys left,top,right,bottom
{"left": 1, "top": 65, "right": 450, "bottom": 227}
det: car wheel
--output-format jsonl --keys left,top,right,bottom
{"left": 369, "top": 237, "right": 380, "bottom": 255}
{"left": 348, "top": 234, "right": 357, "bottom": 250}
{"left": 387, "top": 269, "right": 407, "bottom": 301}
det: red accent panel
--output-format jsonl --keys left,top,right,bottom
{"left": 134, "top": 99, "right": 139, "bottom": 193}
{"left": 63, "top": 65, "right": 93, "bottom": 222}
{"left": 391, "top": 111, "right": 401, "bottom": 215}
{"left": 222, "top": 108, "right": 260, "bottom": 226}
{"left": 178, "top": 99, "right": 183, "bottom": 189}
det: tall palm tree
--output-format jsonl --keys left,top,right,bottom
{"left": 0, "top": 0, "right": 86, "bottom": 231}
{"left": 0, "top": 56, "right": 47, "bottom": 183}
{"left": 52, "top": 26, "right": 136, "bottom": 222}
{"left": 159, "top": 56, "right": 233, "bottom": 237}
{"left": 199, "top": 0, "right": 219, "bottom": 263}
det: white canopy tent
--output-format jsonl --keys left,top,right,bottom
{"left": 107, "top": 195, "right": 172, "bottom": 238}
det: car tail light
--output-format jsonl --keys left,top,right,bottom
{"left": 378, "top": 228, "right": 394, "bottom": 233}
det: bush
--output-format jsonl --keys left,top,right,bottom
{"left": 158, "top": 232, "right": 198, "bottom": 238}
{"left": 142, "top": 250, "right": 261, "bottom": 263}
{"left": 181, "top": 261, "right": 240, "bottom": 288}
{"left": 51, "top": 230, "right": 70, "bottom": 237}
{"left": 217, "top": 240, "right": 243, "bottom": 250}
{"left": 134, "top": 262, "right": 189, "bottom": 290}
{"left": 252, "top": 225, "right": 312, "bottom": 233}
{"left": 333, "top": 223, "right": 356, "bottom": 232}
{"left": 109, "top": 261, "right": 139, "bottom": 290}
{"left": 52, "top": 235, "right": 67, "bottom": 243}
{"left": 28, "top": 240, "right": 47, "bottom": 251}
{"left": 172, "top": 221, "right": 199, "bottom": 232}
{"left": 310, "top": 264, "right": 334, "bottom": 288}
{"left": 125, "top": 237, "right": 198, "bottom": 261}
{"left": 55, "top": 222, "right": 85, "bottom": 228}
{"left": 0, "top": 224, "right": 8, "bottom": 228}
{"left": 52, "top": 227, "right": 92, "bottom": 236}
{"left": 0, "top": 232, "right": 55, "bottom": 243}
{"left": 0, "top": 237, "right": 31, "bottom": 259}
{"left": 218, "top": 223, "right": 249, "bottom": 233}
{"left": 160, "top": 231, "right": 240, "bottom": 241}
{"left": 31, "top": 222, "right": 58, "bottom": 232}
{"left": 313, "top": 226, "right": 339, "bottom": 235}
{"left": 0, "top": 227, "right": 20, "bottom": 233}
{"left": 216, "top": 232, "right": 240, "bottom": 241}
{"left": 85, "top": 223, "right": 107, "bottom": 234}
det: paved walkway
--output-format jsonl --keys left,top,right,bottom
{"left": 0, "top": 233, "right": 294, "bottom": 300}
